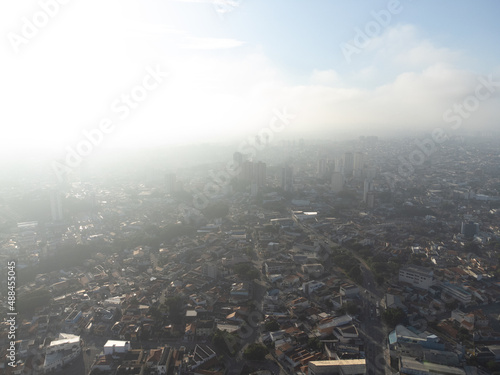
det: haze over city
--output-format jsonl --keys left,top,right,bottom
{"left": 2, "top": 0, "right": 500, "bottom": 161}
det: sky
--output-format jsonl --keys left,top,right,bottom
{"left": 1, "top": 0, "right": 500, "bottom": 161}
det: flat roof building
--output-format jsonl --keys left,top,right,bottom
{"left": 309, "top": 359, "right": 366, "bottom": 375}
{"left": 399, "top": 265, "right": 434, "bottom": 290}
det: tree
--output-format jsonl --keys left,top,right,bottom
{"left": 340, "top": 301, "right": 359, "bottom": 316}
{"left": 486, "top": 360, "right": 500, "bottom": 372}
{"left": 212, "top": 330, "right": 238, "bottom": 355}
{"left": 457, "top": 327, "right": 471, "bottom": 344}
{"left": 382, "top": 308, "right": 406, "bottom": 328}
{"left": 243, "top": 343, "right": 269, "bottom": 360}
{"left": 148, "top": 306, "right": 162, "bottom": 320}
{"left": 264, "top": 320, "right": 280, "bottom": 332}
{"left": 307, "top": 337, "right": 323, "bottom": 351}
{"left": 375, "top": 274, "right": 385, "bottom": 285}
{"left": 17, "top": 289, "right": 51, "bottom": 312}
{"left": 233, "top": 263, "right": 260, "bottom": 280}
{"left": 347, "top": 265, "right": 363, "bottom": 285}
{"left": 141, "top": 329, "right": 150, "bottom": 341}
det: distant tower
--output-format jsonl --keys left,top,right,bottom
{"left": 165, "top": 173, "right": 177, "bottom": 194}
{"left": 353, "top": 152, "right": 365, "bottom": 178}
{"left": 363, "top": 179, "right": 373, "bottom": 202}
{"left": 366, "top": 192, "right": 375, "bottom": 208}
{"left": 461, "top": 221, "right": 479, "bottom": 238}
{"left": 343, "top": 152, "right": 354, "bottom": 177}
{"left": 50, "top": 190, "right": 63, "bottom": 221}
{"left": 241, "top": 161, "right": 254, "bottom": 182}
{"left": 365, "top": 167, "right": 377, "bottom": 180}
{"left": 317, "top": 159, "right": 327, "bottom": 178}
{"left": 334, "top": 158, "right": 343, "bottom": 174}
{"left": 331, "top": 172, "right": 344, "bottom": 193}
{"left": 253, "top": 161, "right": 267, "bottom": 187}
{"left": 281, "top": 166, "right": 293, "bottom": 192}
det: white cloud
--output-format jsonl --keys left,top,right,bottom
{"left": 181, "top": 37, "right": 244, "bottom": 50}
{"left": 1, "top": 3, "right": 498, "bottom": 161}
{"left": 310, "top": 69, "right": 339, "bottom": 86}
{"left": 169, "top": 0, "right": 242, "bottom": 15}
{"left": 368, "top": 24, "right": 461, "bottom": 68}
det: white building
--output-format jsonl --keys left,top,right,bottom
{"left": 441, "top": 282, "right": 473, "bottom": 305}
{"left": 339, "top": 284, "right": 359, "bottom": 297}
{"left": 103, "top": 340, "right": 131, "bottom": 355}
{"left": 189, "top": 344, "right": 216, "bottom": 370}
{"left": 43, "top": 333, "right": 81, "bottom": 374}
{"left": 309, "top": 359, "right": 366, "bottom": 375}
{"left": 399, "top": 265, "right": 434, "bottom": 290}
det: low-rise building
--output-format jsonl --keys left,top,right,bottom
{"left": 399, "top": 265, "right": 434, "bottom": 290}
{"left": 43, "top": 333, "right": 82, "bottom": 374}
{"left": 309, "top": 359, "right": 366, "bottom": 375}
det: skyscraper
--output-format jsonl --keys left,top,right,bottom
{"left": 50, "top": 190, "right": 63, "bottom": 221}
{"left": 363, "top": 179, "right": 372, "bottom": 202}
{"left": 165, "top": 173, "right": 177, "bottom": 194}
{"left": 241, "top": 160, "right": 254, "bottom": 182}
{"left": 461, "top": 221, "right": 479, "bottom": 238}
{"left": 253, "top": 161, "right": 266, "bottom": 187}
{"left": 353, "top": 152, "right": 365, "bottom": 178}
{"left": 343, "top": 152, "right": 354, "bottom": 177}
{"left": 317, "top": 158, "right": 327, "bottom": 178}
{"left": 281, "top": 166, "right": 293, "bottom": 192}
{"left": 331, "top": 172, "right": 344, "bottom": 193}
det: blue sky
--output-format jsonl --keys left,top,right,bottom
{"left": 1, "top": 0, "right": 500, "bottom": 159}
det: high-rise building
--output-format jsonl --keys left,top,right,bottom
{"left": 253, "top": 161, "right": 266, "bottom": 187}
{"left": 461, "top": 221, "right": 479, "bottom": 238}
{"left": 317, "top": 159, "right": 327, "bottom": 178}
{"left": 366, "top": 192, "right": 375, "bottom": 208}
{"left": 363, "top": 179, "right": 372, "bottom": 202}
{"left": 353, "top": 152, "right": 365, "bottom": 177}
{"left": 165, "top": 173, "right": 177, "bottom": 194}
{"left": 331, "top": 172, "right": 344, "bottom": 193}
{"left": 49, "top": 190, "right": 63, "bottom": 221}
{"left": 281, "top": 166, "right": 293, "bottom": 192}
{"left": 343, "top": 152, "right": 354, "bottom": 177}
{"left": 365, "top": 167, "right": 377, "bottom": 180}
{"left": 241, "top": 160, "right": 254, "bottom": 182}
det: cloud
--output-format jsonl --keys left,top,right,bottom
{"left": 169, "top": 0, "right": 242, "bottom": 15}
{"left": 1, "top": 4, "right": 499, "bottom": 160}
{"left": 181, "top": 37, "right": 245, "bottom": 50}
{"left": 310, "top": 69, "right": 339, "bottom": 86}
{"left": 368, "top": 24, "right": 462, "bottom": 69}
